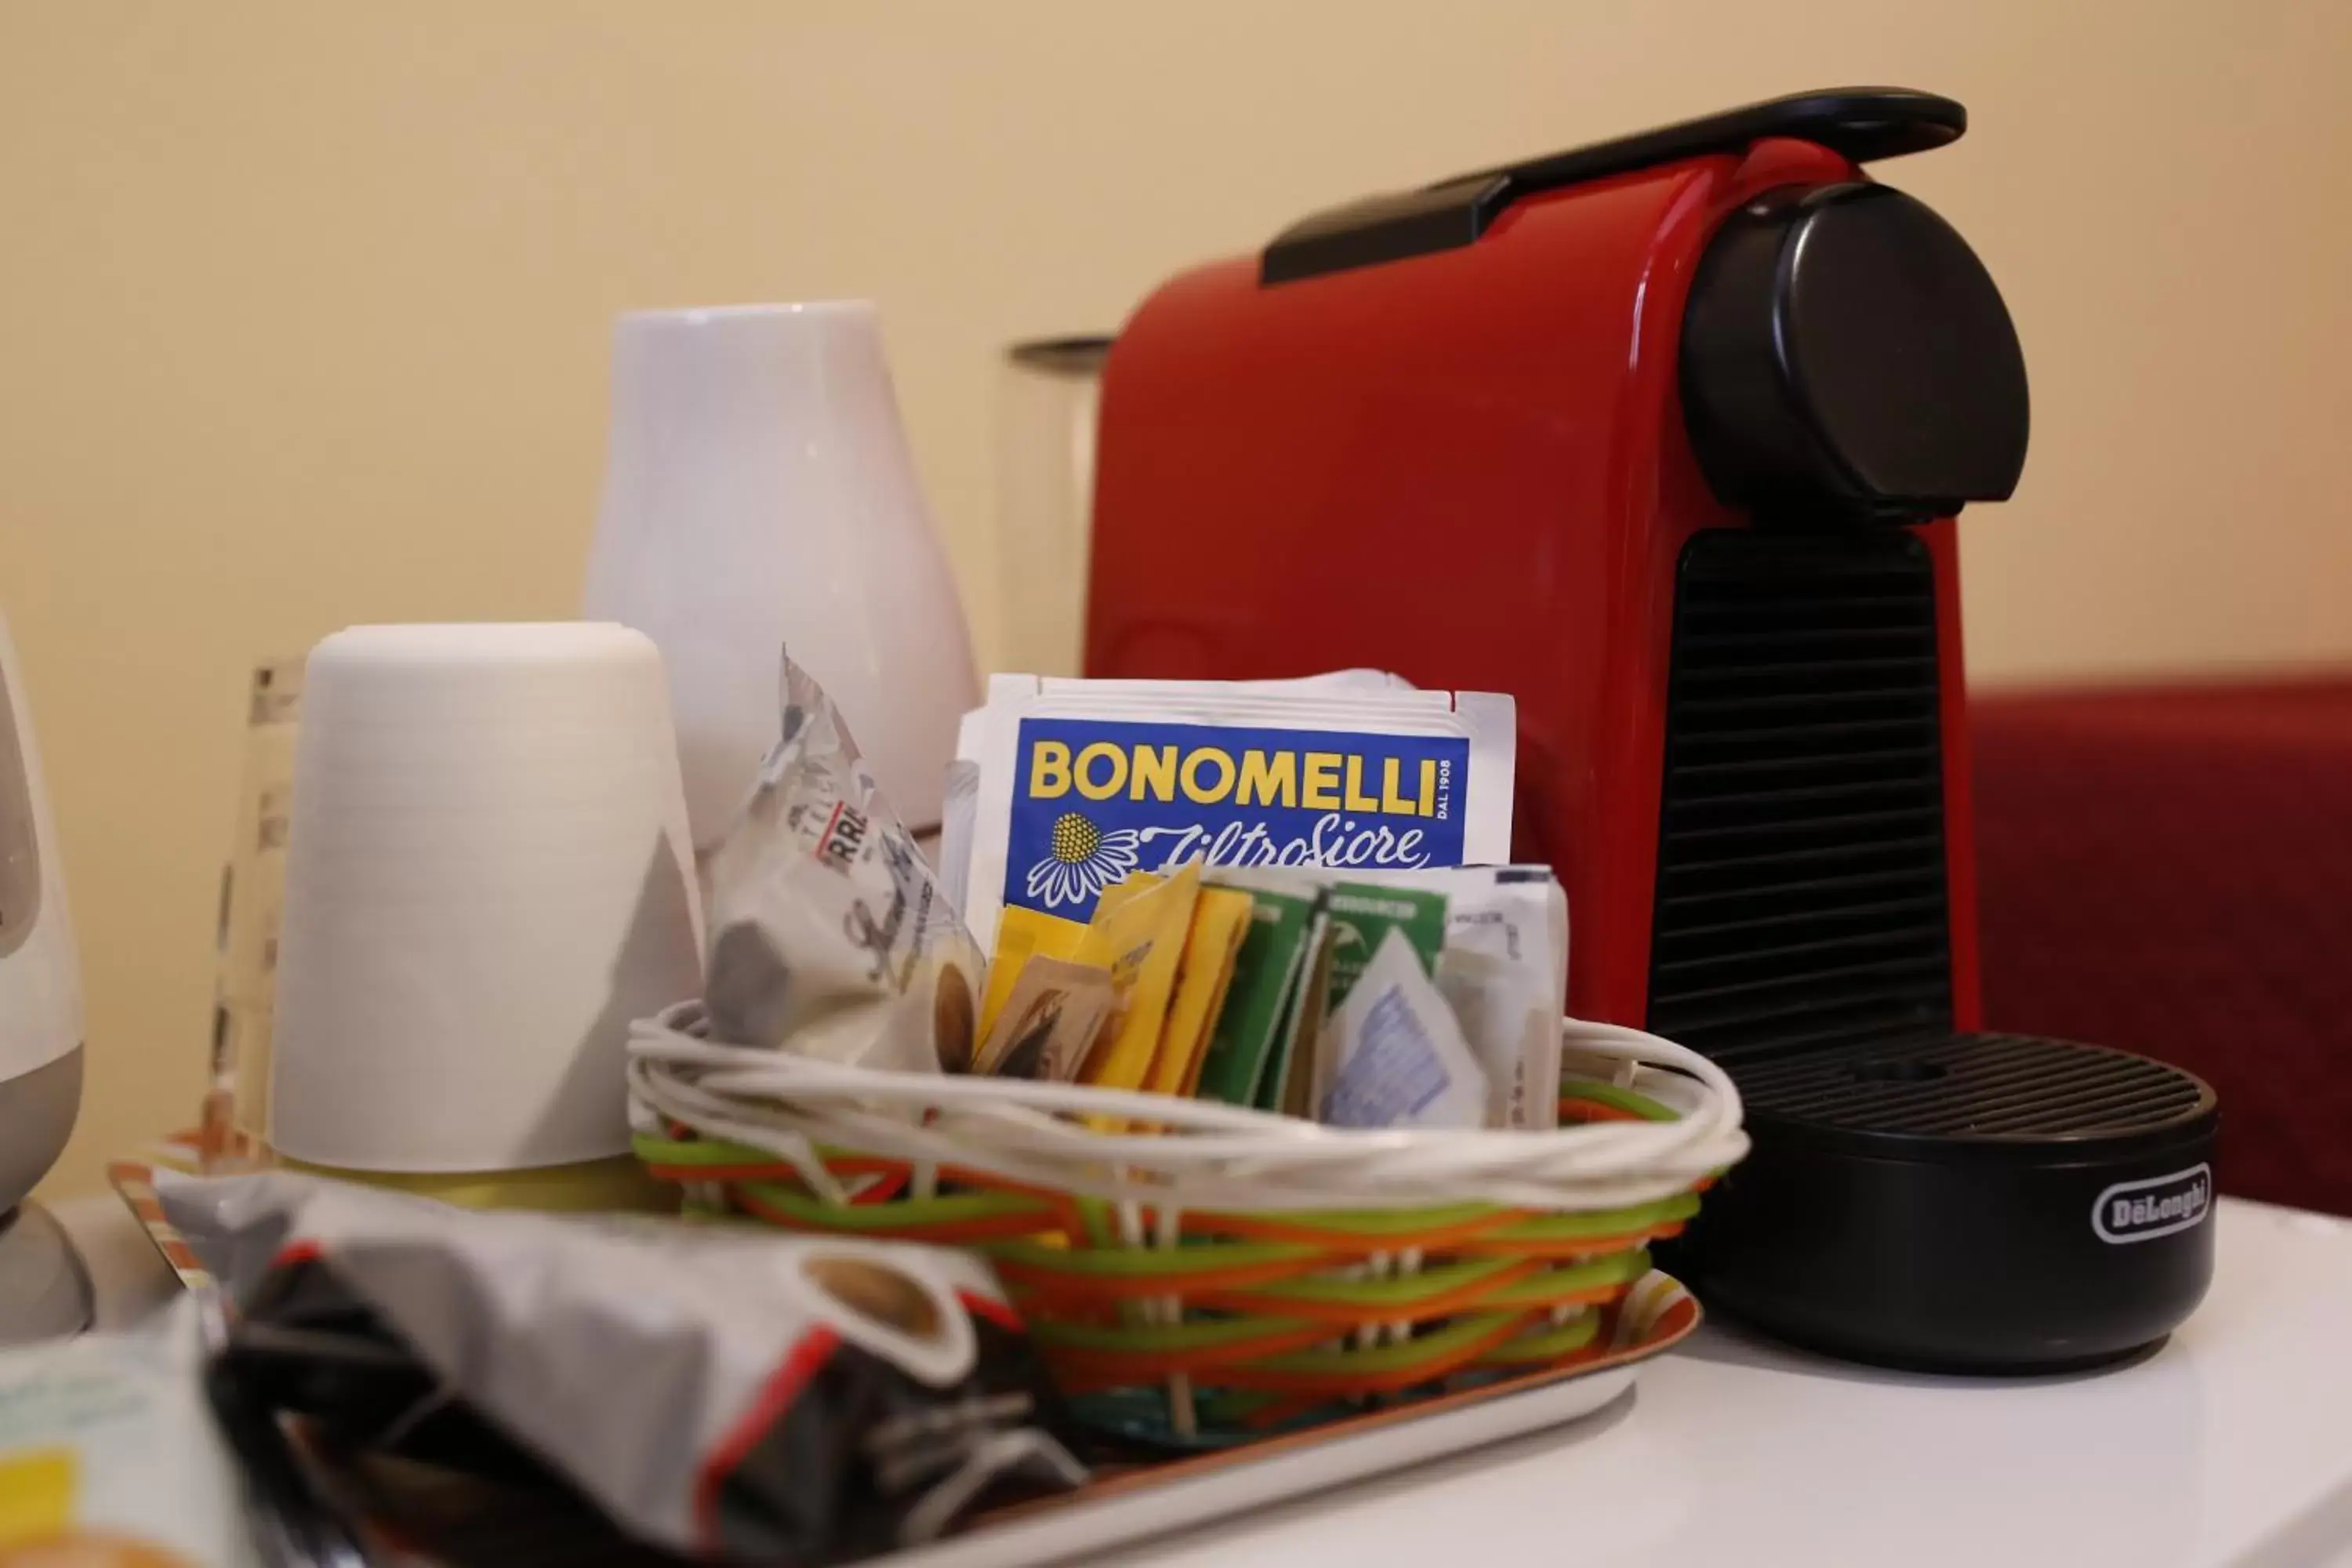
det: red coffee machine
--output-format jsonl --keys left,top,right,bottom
{"left": 1086, "top": 89, "right": 2218, "bottom": 1371}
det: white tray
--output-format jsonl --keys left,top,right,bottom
{"left": 898, "top": 1272, "right": 1701, "bottom": 1568}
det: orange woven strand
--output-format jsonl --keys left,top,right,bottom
{"left": 1232, "top": 1309, "right": 1625, "bottom": 1432}
{"left": 1454, "top": 1220, "right": 1686, "bottom": 1258}
{"left": 993, "top": 1250, "right": 1338, "bottom": 1304}
{"left": 1557, "top": 1102, "right": 1653, "bottom": 1123}
{"left": 1200, "top": 1274, "right": 1632, "bottom": 1333}
{"left": 927, "top": 1164, "right": 1094, "bottom": 1242}
{"left": 1189, "top": 1260, "right": 1548, "bottom": 1325}
{"left": 1178, "top": 1207, "right": 1529, "bottom": 1252}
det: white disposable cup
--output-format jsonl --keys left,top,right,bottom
{"left": 269, "top": 622, "right": 703, "bottom": 1171}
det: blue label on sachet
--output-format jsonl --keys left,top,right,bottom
{"left": 1004, "top": 717, "right": 1470, "bottom": 924}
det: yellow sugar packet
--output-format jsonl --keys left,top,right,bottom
{"left": 978, "top": 906, "right": 1088, "bottom": 1045}
{"left": 1146, "top": 887, "right": 1254, "bottom": 1098}
{"left": 1092, "top": 869, "right": 1165, "bottom": 917}
{"left": 1073, "top": 862, "right": 1200, "bottom": 1091}
{"left": 981, "top": 873, "right": 1163, "bottom": 1084}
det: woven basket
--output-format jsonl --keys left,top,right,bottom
{"left": 628, "top": 1003, "right": 1744, "bottom": 1444}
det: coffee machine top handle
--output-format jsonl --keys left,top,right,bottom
{"left": 1261, "top": 87, "right": 1965, "bottom": 285}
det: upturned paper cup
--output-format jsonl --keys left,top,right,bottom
{"left": 269, "top": 623, "right": 703, "bottom": 1172}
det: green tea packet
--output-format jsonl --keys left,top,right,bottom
{"left": 1324, "top": 884, "right": 1449, "bottom": 1007}
{"left": 1306, "top": 883, "right": 1449, "bottom": 1116}
{"left": 1318, "top": 926, "right": 1487, "bottom": 1130}
{"left": 1272, "top": 911, "right": 1336, "bottom": 1120}
{"left": 1192, "top": 882, "right": 1322, "bottom": 1107}
{"left": 1198, "top": 873, "right": 1454, "bottom": 1121}
{"left": 1197, "top": 868, "right": 1333, "bottom": 1116}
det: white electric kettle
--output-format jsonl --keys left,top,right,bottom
{"left": 0, "top": 612, "right": 87, "bottom": 1341}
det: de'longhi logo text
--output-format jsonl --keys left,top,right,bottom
{"left": 2090, "top": 1164, "right": 2212, "bottom": 1245}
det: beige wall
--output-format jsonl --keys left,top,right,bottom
{"left": 6, "top": 2, "right": 2348, "bottom": 1198}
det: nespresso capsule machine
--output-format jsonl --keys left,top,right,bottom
{"left": 1083, "top": 88, "right": 2217, "bottom": 1370}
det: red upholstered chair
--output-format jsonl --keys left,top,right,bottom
{"left": 1973, "top": 680, "right": 2352, "bottom": 1217}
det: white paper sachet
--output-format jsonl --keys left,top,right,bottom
{"left": 1318, "top": 927, "right": 1487, "bottom": 1130}
{"left": 964, "top": 675, "right": 1515, "bottom": 953}
{"left": 1436, "top": 949, "right": 1548, "bottom": 1129}
{"left": 700, "top": 653, "right": 984, "bottom": 1072}
{"left": 1342, "top": 866, "right": 1567, "bottom": 1130}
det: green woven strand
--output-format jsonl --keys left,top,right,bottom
{"left": 633, "top": 1132, "right": 783, "bottom": 1168}
{"left": 1480, "top": 1193, "right": 1699, "bottom": 1240}
{"left": 1070, "top": 1192, "right": 1118, "bottom": 1250}
{"left": 729, "top": 1180, "right": 1047, "bottom": 1233}
{"left": 991, "top": 1236, "right": 1320, "bottom": 1278}
{"left": 1189, "top": 1202, "right": 1504, "bottom": 1238}
{"left": 1249, "top": 1312, "right": 1529, "bottom": 1376}
{"left": 1240, "top": 1255, "right": 1522, "bottom": 1307}
{"left": 1481, "top": 1249, "right": 1650, "bottom": 1306}
{"left": 1474, "top": 1311, "right": 1602, "bottom": 1364}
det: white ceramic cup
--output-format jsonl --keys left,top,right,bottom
{"left": 268, "top": 622, "right": 703, "bottom": 1172}
{"left": 583, "top": 301, "right": 978, "bottom": 847}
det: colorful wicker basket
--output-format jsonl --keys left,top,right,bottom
{"left": 628, "top": 1004, "right": 1744, "bottom": 1445}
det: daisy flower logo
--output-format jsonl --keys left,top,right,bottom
{"left": 1025, "top": 811, "right": 1142, "bottom": 909}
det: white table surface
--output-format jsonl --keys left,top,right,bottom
{"left": 1112, "top": 1196, "right": 2352, "bottom": 1568}
{"left": 51, "top": 1192, "right": 2352, "bottom": 1566}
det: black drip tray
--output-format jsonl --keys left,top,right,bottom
{"left": 1727, "top": 1030, "right": 2212, "bottom": 1151}
{"left": 1677, "top": 1032, "right": 2220, "bottom": 1372}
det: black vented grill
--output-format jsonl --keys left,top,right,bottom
{"left": 1646, "top": 529, "right": 1952, "bottom": 1062}
{"left": 1728, "top": 1031, "right": 2214, "bottom": 1142}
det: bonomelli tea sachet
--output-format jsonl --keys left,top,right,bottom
{"left": 963, "top": 674, "right": 1514, "bottom": 953}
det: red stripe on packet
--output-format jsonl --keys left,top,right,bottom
{"left": 813, "top": 799, "right": 850, "bottom": 857}
{"left": 270, "top": 1239, "right": 325, "bottom": 1272}
{"left": 956, "top": 1290, "right": 1025, "bottom": 1334}
{"left": 692, "top": 1327, "right": 843, "bottom": 1553}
